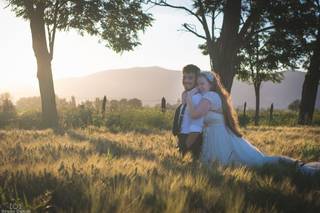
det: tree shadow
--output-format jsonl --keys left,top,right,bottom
{"left": 67, "top": 130, "right": 212, "bottom": 181}
{"left": 67, "top": 130, "right": 158, "bottom": 162}
{"left": 228, "top": 162, "right": 320, "bottom": 212}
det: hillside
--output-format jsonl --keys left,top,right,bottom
{"left": 54, "top": 67, "right": 319, "bottom": 109}
{"left": 6, "top": 66, "right": 320, "bottom": 109}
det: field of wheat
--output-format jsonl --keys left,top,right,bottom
{"left": 0, "top": 126, "right": 319, "bottom": 212}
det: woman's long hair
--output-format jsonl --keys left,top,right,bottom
{"left": 207, "top": 72, "right": 243, "bottom": 137}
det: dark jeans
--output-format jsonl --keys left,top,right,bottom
{"left": 177, "top": 133, "right": 203, "bottom": 160}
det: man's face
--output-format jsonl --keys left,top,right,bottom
{"left": 182, "top": 72, "right": 197, "bottom": 91}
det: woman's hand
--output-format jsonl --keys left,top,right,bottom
{"left": 188, "top": 88, "right": 198, "bottom": 97}
{"left": 186, "top": 88, "right": 198, "bottom": 105}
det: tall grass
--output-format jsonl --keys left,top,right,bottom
{"left": 0, "top": 126, "right": 319, "bottom": 212}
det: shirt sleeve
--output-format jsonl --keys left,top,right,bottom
{"left": 188, "top": 93, "right": 204, "bottom": 133}
{"left": 202, "top": 92, "right": 221, "bottom": 111}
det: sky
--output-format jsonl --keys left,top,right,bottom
{"left": 0, "top": 1, "right": 212, "bottom": 96}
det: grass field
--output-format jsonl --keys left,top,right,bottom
{"left": 0, "top": 126, "right": 320, "bottom": 212}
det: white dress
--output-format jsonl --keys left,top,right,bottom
{"left": 200, "top": 91, "right": 296, "bottom": 167}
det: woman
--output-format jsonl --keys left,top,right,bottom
{"left": 185, "top": 71, "right": 319, "bottom": 174}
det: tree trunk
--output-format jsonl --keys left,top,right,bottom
{"left": 298, "top": 33, "right": 320, "bottom": 124}
{"left": 30, "top": 4, "right": 58, "bottom": 128}
{"left": 213, "top": 51, "right": 238, "bottom": 92}
{"left": 254, "top": 83, "right": 261, "bottom": 126}
{"left": 212, "top": 0, "right": 241, "bottom": 92}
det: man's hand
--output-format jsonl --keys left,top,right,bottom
{"left": 186, "top": 138, "right": 194, "bottom": 149}
{"left": 185, "top": 133, "right": 201, "bottom": 149}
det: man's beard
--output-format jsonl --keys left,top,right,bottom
{"left": 184, "top": 83, "right": 196, "bottom": 91}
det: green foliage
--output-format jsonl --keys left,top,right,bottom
{"left": 7, "top": 0, "right": 153, "bottom": 53}
{"left": 237, "top": 109, "right": 300, "bottom": 126}
{"left": 16, "top": 111, "right": 43, "bottom": 129}
{"left": 62, "top": 105, "right": 93, "bottom": 128}
{"left": 2, "top": 101, "right": 320, "bottom": 130}
{"left": 105, "top": 108, "right": 173, "bottom": 133}
{"left": 267, "top": 0, "right": 320, "bottom": 69}
{"left": 0, "top": 93, "right": 17, "bottom": 128}
{"left": 16, "top": 96, "right": 42, "bottom": 112}
{"left": 288, "top": 99, "right": 301, "bottom": 111}
{"left": 237, "top": 21, "right": 286, "bottom": 86}
{"left": 15, "top": 96, "right": 78, "bottom": 114}
{"left": 2, "top": 94, "right": 320, "bottom": 130}
{"left": 100, "top": 0, "right": 154, "bottom": 52}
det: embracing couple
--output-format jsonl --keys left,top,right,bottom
{"left": 173, "top": 64, "right": 320, "bottom": 175}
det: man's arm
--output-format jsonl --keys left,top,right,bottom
{"left": 172, "top": 104, "right": 182, "bottom": 136}
{"left": 185, "top": 132, "right": 201, "bottom": 148}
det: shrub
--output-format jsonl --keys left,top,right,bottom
{"left": 16, "top": 111, "right": 43, "bottom": 129}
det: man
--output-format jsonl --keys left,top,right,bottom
{"left": 172, "top": 64, "right": 203, "bottom": 159}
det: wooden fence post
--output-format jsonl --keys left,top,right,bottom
{"left": 161, "top": 97, "right": 166, "bottom": 113}
{"left": 101, "top": 96, "right": 107, "bottom": 118}
{"left": 269, "top": 103, "right": 274, "bottom": 123}
{"left": 243, "top": 102, "right": 247, "bottom": 117}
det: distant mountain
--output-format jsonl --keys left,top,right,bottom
{"left": 7, "top": 66, "right": 319, "bottom": 109}
{"left": 53, "top": 66, "right": 319, "bottom": 109}
{"left": 55, "top": 66, "right": 183, "bottom": 106}
{"left": 230, "top": 71, "right": 320, "bottom": 109}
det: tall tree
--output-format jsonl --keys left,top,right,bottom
{"left": 237, "top": 26, "right": 285, "bottom": 125}
{"left": 300, "top": 34, "right": 320, "bottom": 124}
{"left": 298, "top": 0, "right": 320, "bottom": 124}
{"left": 6, "top": 0, "right": 153, "bottom": 128}
{"left": 148, "top": 0, "right": 274, "bottom": 91}
{"left": 268, "top": 0, "right": 320, "bottom": 124}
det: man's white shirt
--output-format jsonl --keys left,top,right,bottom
{"left": 180, "top": 92, "right": 204, "bottom": 134}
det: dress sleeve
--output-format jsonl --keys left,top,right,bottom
{"left": 202, "top": 92, "right": 222, "bottom": 111}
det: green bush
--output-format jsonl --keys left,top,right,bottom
{"left": 16, "top": 111, "right": 43, "bottom": 129}
{"left": 105, "top": 108, "right": 173, "bottom": 133}
{"left": 62, "top": 106, "right": 93, "bottom": 128}
{"left": 0, "top": 111, "right": 17, "bottom": 128}
{"left": 0, "top": 103, "right": 319, "bottom": 130}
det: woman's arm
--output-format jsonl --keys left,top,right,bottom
{"left": 186, "top": 91, "right": 211, "bottom": 119}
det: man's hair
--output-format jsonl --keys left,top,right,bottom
{"left": 182, "top": 64, "right": 200, "bottom": 76}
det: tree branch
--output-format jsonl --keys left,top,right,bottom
{"left": 196, "top": 0, "right": 212, "bottom": 43}
{"left": 212, "top": 10, "right": 215, "bottom": 40}
{"left": 182, "top": 23, "right": 206, "bottom": 40}
{"left": 251, "top": 26, "right": 275, "bottom": 36}
{"left": 49, "top": 0, "right": 60, "bottom": 60}
{"left": 46, "top": 24, "right": 52, "bottom": 51}
{"left": 148, "top": 0, "right": 203, "bottom": 24}
{"left": 240, "top": 14, "right": 245, "bottom": 25}
{"left": 238, "top": 0, "right": 269, "bottom": 45}
{"left": 242, "top": 25, "right": 275, "bottom": 48}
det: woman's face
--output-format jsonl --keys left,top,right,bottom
{"left": 197, "top": 76, "right": 211, "bottom": 93}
